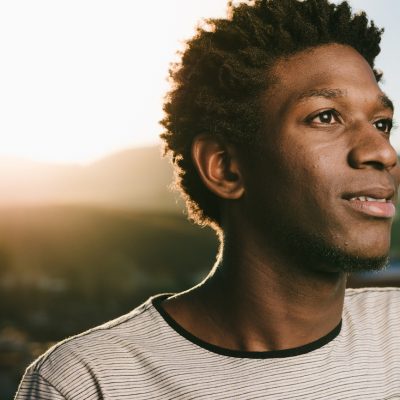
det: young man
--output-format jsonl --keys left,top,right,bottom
{"left": 16, "top": 0, "right": 400, "bottom": 398}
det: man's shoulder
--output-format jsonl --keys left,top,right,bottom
{"left": 345, "top": 286, "right": 400, "bottom": 300}
{"left": 25, "top": 295, "right": 164, "bottom": 386}
{"left": 344, "top": 286, "right": 400, "bottom": 322}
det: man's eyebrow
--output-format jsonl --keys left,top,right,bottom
{"left": 379, "top": 94, "right": 394, "bottom": 111}
{"left": 297, "top": 89, "right": 394, "bottom": 112}
{"left": 297, "top": 88, "right": 346, "bottom": 101}
{"left": 297, "top": 88, "right": 347, "bottom": 101}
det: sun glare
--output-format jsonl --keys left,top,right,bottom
{"left": 0, "top": 1, "right": 399, "bottom": 164}
{"left": 0, "top": 0, "right": 228, "bottom": 164}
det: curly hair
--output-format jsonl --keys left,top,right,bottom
{"left": 160, "top": 0, "right": 383, "bottom": 229}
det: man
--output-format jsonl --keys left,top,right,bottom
{"left": 16, "top": 0, "right": 400, "bottom": 398}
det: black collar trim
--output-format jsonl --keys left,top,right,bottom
{"left": 152, "top": 293, "right": 342, "bottom": 359}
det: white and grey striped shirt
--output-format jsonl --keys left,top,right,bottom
{"left": 15, "top": 288, "right": 400, "bottom": 399}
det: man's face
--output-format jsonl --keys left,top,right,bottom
{"left": 241, "top": 44, "right": 400, "bottom": 272}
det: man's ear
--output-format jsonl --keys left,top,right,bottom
{"left": 191, "top": 135, "right": 245, "bottom": 200}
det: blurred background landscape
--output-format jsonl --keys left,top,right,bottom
{"left": 0, "top": 145, "right": 399, "bottom": 399}
{"left": 0, "top": 146, "right": 221, "bottom": 398}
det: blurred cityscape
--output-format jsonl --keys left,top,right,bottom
{"left": 0, "top": 146, "right": 399, "bottom": 399}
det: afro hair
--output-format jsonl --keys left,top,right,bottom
{"left": 160, "top": 0, "right": 383, "bottom": 229}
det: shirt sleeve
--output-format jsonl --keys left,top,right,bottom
{"left": 14, "top": 370, "right": 66, "bottom": 400}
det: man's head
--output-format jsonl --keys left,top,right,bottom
{"left": 161, "top": 0, "right": 400, "bottom": 271}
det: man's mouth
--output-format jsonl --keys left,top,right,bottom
{"left": 349, "top": 196, "right": 389, "bottom": 203}
{"left": 346, "top": 195, "right": 396, "bottom": 218}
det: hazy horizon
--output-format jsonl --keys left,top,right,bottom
{"left": 0, "top": 144, "right": 163, "bottom": 167}
{"left": 0, "top": 146, "right": 182, "bottom": 211}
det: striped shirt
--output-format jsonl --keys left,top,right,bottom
{"left": 15, "top": 288, "right": 400, "bottom": 399}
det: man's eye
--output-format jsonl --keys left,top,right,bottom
{"left": 309, "top": 110, "right": 340, "bottom": 125}
{"left": 374, "top": 119, "right": 393, "bottom": 134}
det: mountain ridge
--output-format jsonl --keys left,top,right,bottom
{"left": 0, "top": 146, "right": 183, "bottom": 211}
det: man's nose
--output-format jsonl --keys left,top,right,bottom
{"left": 347, "top": 124, "right": 398, "bottom": 171}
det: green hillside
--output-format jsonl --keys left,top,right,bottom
{"left": 0, "top": 205, "right": 218, "bottom": 399}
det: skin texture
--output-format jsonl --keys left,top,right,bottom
{"left": 162, "top": 44, "right": 400, "bottom": 352}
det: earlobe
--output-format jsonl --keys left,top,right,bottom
{"left": 191, "top": 135, "right": 245, "bottom": 200}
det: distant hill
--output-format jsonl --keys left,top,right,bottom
{"left": 0, "top": 147, "right": 183, "bottom": 211}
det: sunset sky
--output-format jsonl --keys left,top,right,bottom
{"left": 0, "top": 0, "right": 399, "bottom": 164}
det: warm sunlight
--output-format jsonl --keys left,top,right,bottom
{"left": 0, "top": 1, "right": 228, "bottom": 164}
{"left": 0, "top": 0, "right": 399, "bottom": 164}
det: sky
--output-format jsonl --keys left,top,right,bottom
{"left": 0, "top": 0, "right": 399, "bottom": 164}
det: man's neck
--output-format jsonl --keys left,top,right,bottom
{"left": 161, "top": 233, "right": 347, "bottom": 353}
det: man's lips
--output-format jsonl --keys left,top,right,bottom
{"left": 342, "top": 188, "right": 397, "bottom": 218}
{"left": 346, "top": 199, "right": 395, "bottom": 218}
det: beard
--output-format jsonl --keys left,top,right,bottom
{"left": 280, "top": 227, "right": 390, "bottom": 273}
{"left": 248, "top": 196, "right": 392, "bottom": 274}
{"left": 255, "top": 208, "right": 391, "bottom": 273}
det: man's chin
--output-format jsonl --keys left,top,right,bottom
{"left": 316, "top": 246, "right": 390, "bottom": 273}
{"left": 282, "top": 229, "right": 390, "bottom": 273}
